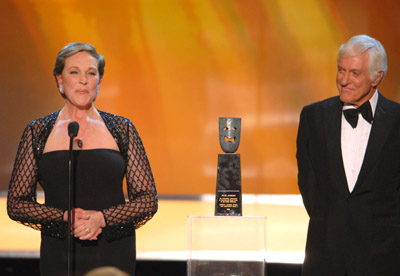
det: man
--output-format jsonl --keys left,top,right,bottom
{"left": 297, "top": 35, "right": 400, "bottom": 275}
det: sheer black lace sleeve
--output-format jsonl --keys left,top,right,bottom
{"left": 100, "top": 113, "right": 158, "bottom": 241}
{"left": 7, "top": 118, "right": 67, "bottom": 238}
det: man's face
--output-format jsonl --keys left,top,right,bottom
{"left": 219, "top": 118, "right": 241, "bottom": 153}
{"left": 336, "top": 51, "right": 379, "bottom": 107}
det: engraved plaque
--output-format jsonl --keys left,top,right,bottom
{"left": 215, "top": 153, "right": 242, "bottom": 216}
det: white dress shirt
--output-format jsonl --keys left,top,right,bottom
{"left": 341, "top": 91, "right": 378, "bottom": 192}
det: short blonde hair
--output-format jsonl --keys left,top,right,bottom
{"left": 83, "top": 266, "right": 129, "bottom": 276}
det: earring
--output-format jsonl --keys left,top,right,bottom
{"left": 59, "top": 86, "right": 64, "bottom": 94}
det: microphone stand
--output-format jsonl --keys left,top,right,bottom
{"left": 67, "top": 122, "right": 79, "bottom": 276}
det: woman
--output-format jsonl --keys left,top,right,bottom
{"left": 7, "top": 42, "right": 158, "bottom": 276}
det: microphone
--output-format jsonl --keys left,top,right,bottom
{"left": 68, "top": 122, "right": 79, "bottom": 138}
{"left": 67, "top": 121, "right": 79, "bottom": 276}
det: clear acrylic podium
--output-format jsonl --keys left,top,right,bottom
{"left": 187, "top": 216, "right": 266, "bottom": 276}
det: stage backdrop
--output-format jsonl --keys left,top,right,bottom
{"left": 0, "top": 0, "right": 399, "bottom": 194}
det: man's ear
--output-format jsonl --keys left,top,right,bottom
{"left": 372, "top": 71, "right": 384, "bottom": 88}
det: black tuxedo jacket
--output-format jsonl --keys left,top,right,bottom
{"left": 297, "top": 93, "right": 400, "bottom": 276}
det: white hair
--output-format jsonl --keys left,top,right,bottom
{"left": 337, "top": 34, "right": 387, "bottom": 80}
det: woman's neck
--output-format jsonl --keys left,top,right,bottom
{"left": 60, "top": 103, "right": 98, "bottom": 122}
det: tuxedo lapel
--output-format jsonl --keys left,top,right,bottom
{"left": 353, "top": 94, "right": 393, "bottom": 192}
{"left": 325, "top": 97, "right": 348, "bottom": 191}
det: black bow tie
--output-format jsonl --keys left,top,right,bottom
{"left": 343, "top": 101, "right": 373, "bottom": 128}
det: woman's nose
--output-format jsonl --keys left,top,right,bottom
{"left": 79, "top": 73, "right": 88, "bottom": 84}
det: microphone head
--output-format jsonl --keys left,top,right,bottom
{"left": 68, "top": 122, "right": 80, "bottom": 138}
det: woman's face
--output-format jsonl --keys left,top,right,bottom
{"left": 56, "top": 51, "right": 101, "bottom": 108}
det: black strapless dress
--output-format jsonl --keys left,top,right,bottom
{"left": 38, "top": 149, "right": 135, "bottom": 276}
